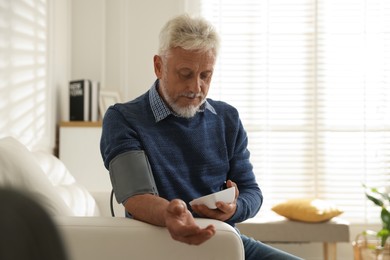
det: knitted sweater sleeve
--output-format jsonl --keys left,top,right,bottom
{"left": 225, "top": 116, "right": 263, "bottom": 225}
{"left": 100, "top": 105, "right": 142, "bottom": 169}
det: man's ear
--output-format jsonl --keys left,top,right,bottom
{"left": 154, "top": 55, "right": 163, "bottom": 78}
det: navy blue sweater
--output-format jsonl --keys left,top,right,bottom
{"left": 100, "top": 85, "right": 262, "bottom": 225}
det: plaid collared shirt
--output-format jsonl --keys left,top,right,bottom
{"left": 148, "top": 80, "right": 217, "bottom": 122}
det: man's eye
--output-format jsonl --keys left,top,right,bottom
{"left": 200, "top": 73, "right": 211, "bottom": 80}
{"left": 179, "top": 71, "right": 192, "bottom": 78}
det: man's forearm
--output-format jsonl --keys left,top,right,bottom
{"left": 124, "top": 194, "right": 170, "bottom": 227}
{"left": 123, "top": 193, "right": 216, "bottom": 245}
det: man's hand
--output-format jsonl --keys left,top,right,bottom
{"left": 191, "top": 180, "right": 239, "bottom": 221}
{"left": 164, "top": 199, "right": 216, "bottom": 245}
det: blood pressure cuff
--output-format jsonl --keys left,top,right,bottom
{"left": 109, "top": 150, "right": 158, "bottom": 204}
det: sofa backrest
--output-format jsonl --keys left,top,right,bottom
{"left": 33, "top": 151, "right": 100, "bottom": 216}
{"left": 0, "top": 137, "right": 99, "bottom": 217}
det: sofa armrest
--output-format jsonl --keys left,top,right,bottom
{"left": 90, "top": 191, "right": 125, "bottom": 217}
{"left": 54, "top": 217, "right": 244, "bottom": 260}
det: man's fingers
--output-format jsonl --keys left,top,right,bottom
{"left": 226, "top": 180, "right": 239, "bottom": 198}
{"left": 171, "top": 225, "right": 216, "bottom": 245}
{"left": 167, "top": 199, "right": 186, "bottom": 215}
{"left": 216, "top": 201, "right": 235, "bottom": 213}
{"left": 165, "top": 199, "right": 216, "bottom": 245}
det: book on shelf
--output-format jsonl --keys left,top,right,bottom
{"left": 90, "top": 81, "right": 100, "bottom": 121}
{"left": 69, "top": 79, "right": 100, "bottom": 121}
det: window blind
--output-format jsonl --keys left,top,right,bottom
{"left": 201, "top": 0, "right": 390, "bottom": 223}
{"left": 0, "top": 0, "right": 48, "bottom": 148}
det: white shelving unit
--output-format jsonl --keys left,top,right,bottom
{"left": 59, "top": 121, "right": 111, "bottom": 192}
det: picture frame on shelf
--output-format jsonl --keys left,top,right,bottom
{"left": 99, "top": 90, "right": 121, "bottom": 118}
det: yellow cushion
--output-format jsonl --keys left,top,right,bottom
{"left": 271, "top": 198, "right": 343, "bottom": 223}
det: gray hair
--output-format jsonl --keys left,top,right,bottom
{"left": 158, "top": 14, "right": 220, "bottom": 57}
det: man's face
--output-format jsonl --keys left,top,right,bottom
{"left": 154, "top": 47, "right": 216, "bottom": 118}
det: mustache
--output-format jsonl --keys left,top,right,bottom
{"left": 180, "top": 92, "right": 204, "bottom": 99}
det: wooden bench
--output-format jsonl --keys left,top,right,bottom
{"left": 236, "top": 217, "right": 350, "bottom": 260}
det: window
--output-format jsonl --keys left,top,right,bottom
{"left": 0, "top": 0, "right": 50, "bottom": 148}
{"left": 201, "top": 0, "right": 390, "bottom": 223}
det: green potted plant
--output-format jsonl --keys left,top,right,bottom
{"left": 364, "top": 185, "right": 390, "bottom": 247}
{"left": 353, "top": 185, "right": 390, "bottom": 259}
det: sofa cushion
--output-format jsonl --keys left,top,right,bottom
{"left": 271, "top": 198, "right": 343, "bottom": 223}
{"left": 33, "top": 152, "right": 100, "bottom": 216}
{"left": 0, "top": 137, "right": 73, "bottom": 216}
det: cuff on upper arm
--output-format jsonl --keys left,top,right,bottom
{"left": 109, "top": 150, "right": 158, "bottom": 203}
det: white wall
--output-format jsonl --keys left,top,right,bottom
{"left": 62, "top": 0, "right": 192, "bottom": 120}
{"left": 105, "top": 0, "right": 187, "bottom": 100}
{"left": 51, "top": 0, "right": 71, "bottom": 135}
{"left": 71, "top": 0, "right": 105, "bottom": 82}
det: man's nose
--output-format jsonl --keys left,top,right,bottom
{"left": 188, "top": 76, "right": 202, "bottom": 93}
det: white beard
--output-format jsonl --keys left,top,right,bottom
{"left": 159, "top": 81, "right": 206, "bottom": 118}
{"left": 169, "top": 102, "right": 201, "bottom": 118}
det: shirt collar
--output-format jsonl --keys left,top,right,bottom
{"left": 149, "top": 80, "right": 217, "bottom": 122}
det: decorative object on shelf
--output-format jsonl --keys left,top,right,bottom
{"left": 353, "top": 185, "right": 390, "bottom": 260}
{"left": 99, "top": 90, "right": 121, "bottom": 118}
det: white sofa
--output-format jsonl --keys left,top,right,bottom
{"left": 0, "top": 137, "right": 244, "bottom": 260}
